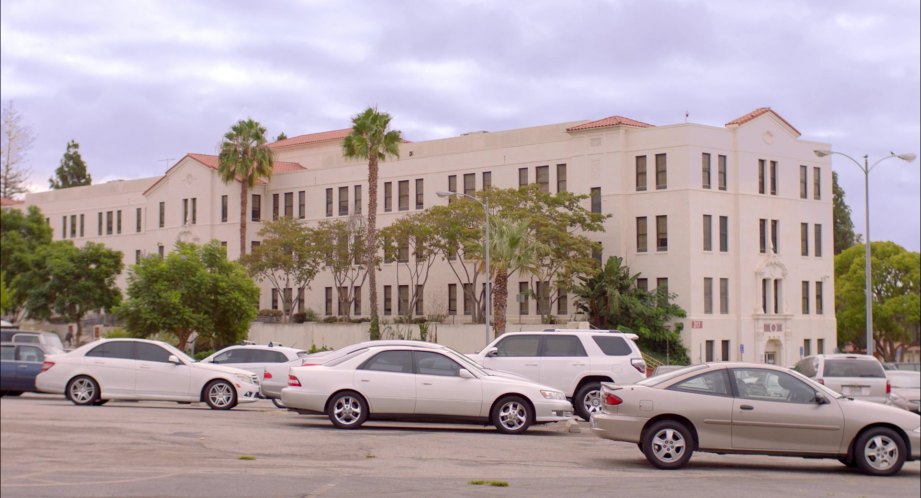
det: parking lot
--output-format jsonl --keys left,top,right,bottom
{"left": 2, "top": 394, "right": 919, "bottom": 497}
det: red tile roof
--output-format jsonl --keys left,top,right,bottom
{"left": 725, "top": 107, "right": 800, "bottom": 136}
{"left": 566, "top": 115, "right": 654, "bottom": 132}
{"left": 269, "top": 129, "right": 352, "bottom": 149}
{"left": 1, "top": 197, "right": 24, "bottom": 206}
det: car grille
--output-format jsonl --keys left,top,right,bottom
{"left": 251, "top": 374, "right": 260, "bottom": 385}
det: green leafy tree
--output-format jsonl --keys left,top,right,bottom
{"left": 835, "top": 241, "right": 920, "bottom": 361}
{"left": 1, "top": 100, "right": 36, "bottom": 199}
{"left": 833, "top": 171, "right": 861, "bottom": 254}
{"left": 275, "top": 132, "right": 288, "bottom": 141}
{"left": 22, "top": 242, "right": 123, "bottom": 342}
{"left": 218, "top": 118, "right": 274, "bottom": 257}
{"left": 1, "top": 205, "right": 53, "bottom": 313}
{"left": 315, "top": 218, "right": 371, "bottom": 320}
{"left": 49, "top": 140, "right": 92, "bottom": 189}
{"left": 241, "top": 217, "right": 321, "bottom": 322}
{"left": 118, "top": 241, "right": 259, "bottom": 351}
{"left": 574, "top": 256, "right": 688, "bottom": 362}
{"left": 380, "top": 211, "right": 441, "bottom": 319}
{"left": 0, "top": 272, "right": 10, "bottom": 315}
{"left": 342, "top": 107, "right": 402, "bottom": 339}
{"left": 489, "top": 218, "right": 541, "bottom": 335}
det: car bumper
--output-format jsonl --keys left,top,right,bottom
{"left": 34, "top": 375, "right": 65, "bottom": 395}
{"left": 533, "top": 398, "right": 575, "bottom": 423}
{"left": 260, "top": 381, "right": 287, "bottom": 400}
{"left": 590, "top": 411, "right": 649, "bottom": 444}
{"left": 280, "top": 387, "right": 328, "bottom": 414}
{"left": 236, "top": 384, "right": 261, "bottom": 404}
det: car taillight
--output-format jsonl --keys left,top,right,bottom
{"left": 300, "top": 362, "right": 318, "bottom": 366}
{"left": 817, "top": 378, "right": 825, "bottom": 385}
{"left": 263, "top": 371, "right": 273, "bottom": 380}
{"left": 604, "top": 393, "right": 623, "bottom": 406}
{"left": 288, "top": 375, "right": 301, "bottom": 387}
{"left": 631, "top": 358, "right": 646, "bottom": 374}
{"left": 886, "top": 381, "right": 891, "bottom": 394}
{"left": 40, "top": 361, "right": 55, "bottom": 372}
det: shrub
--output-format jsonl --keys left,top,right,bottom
{"left": 193, "top": 350, "right": 215, "bottom": 361}
{"left": 322, "top": 316, "right": 338, "bottom": 323}
{"left": 257, "top": 309, "right": 283, "bottom": 317}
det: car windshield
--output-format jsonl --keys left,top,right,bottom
{"left": 159, "top": 342, "right": 194, "bottom": 363}
{"left": 638, "top": 364, "right": 708, "bottom": 386}
{"left": 824, "top": 359, "right": 885, "bottom": 378}
{"left": 442, "top": 348, "right": 490, "bottom": 376}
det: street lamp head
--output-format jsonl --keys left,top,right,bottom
{"left": 896, "top": 152, "right": 917, "bottom": 163}
{"left": 436, "top": 191, "right": 454, "bottom": 198}
{"left": 813, "top": 150, "right": 831, "bottom": 158}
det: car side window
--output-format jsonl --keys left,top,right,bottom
{"left": 271, "top": 351, "right": 288, "bottom": 362}
{"left": 211, "top": 350, "right": 234, "bottom": 364}
{"left": 793, "top": 358, "right": 818, "bottom": 378}
{"left": 135, "top": 343, "right": 172, "bottom": 363}
{"left": 415, "top": 351, "right": 462, "bottom": 377}
{"left": 360, "top": 351, "right": 414, "bottom": 374}
{"left": 16, "top": 346, "right": 44, "bottom": 363}
{"left": 541, "top": 335, "right": 587, "bottom": 357}
{"left": 732, "top": 369, "right": 816, "bottom": 404}
{"left": 668, "top": 370, "right": 730, "bottom": 396}
{"left": 12, "top": 333, "right": 40, "bottom": 344}
{"left": 86, "top": 341, "right": 134, "bottom": 359}
{"left": 1, "top": 345, "right": 15, "bottom": 360}
{"left": 494, "top": 335, "right": 540, "bottom": 357}
{"left": 591, "top": 335, "right": 633, "bottom": 356}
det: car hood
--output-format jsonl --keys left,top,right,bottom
{"left": 837, "top": 396, "right": 921, "bottom": 425}
{"left": 191, "top": 361, "right": 255, "bottom": 377}
{"left": 478, "top": 372, "right": 560, "bottom": 393}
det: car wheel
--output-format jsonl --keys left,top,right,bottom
{"left": 66, "top": 376, "right": 100, "bottom": 406}
{"left": 328, "top": 391, "right": 367, "bottom": 429}
{"left": 205, "top": 380, "right": 237, "bottom": 410}
{"left": 642, "top": 420, "right": 694, "bottom": 470}
{"left": 491, "top": 395, "right": 532, "bottom": 435}
{"left": 271, "top": 397, "right": 286, "bottom": 409}
{"left": 854, "top": 427, "right": 906, "bottom": 476}
{"left": 574, "top": 382, "right": 603, "bottom": 421}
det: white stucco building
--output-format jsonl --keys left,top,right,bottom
{"left": 19, "top": 107, "right": 836, "bottom": 366}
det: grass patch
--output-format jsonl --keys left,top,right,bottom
{"left": 238, "top": 455, "right": 256, "bottom": 461}
{"left": 468, "top": 480, "right": 509, "bottom": 487}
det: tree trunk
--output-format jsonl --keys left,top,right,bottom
{"left": 176, "top": 329, "right": 192, "bottom": 352}
{"left": 239, "top": 182, "right": 249, "bottom": 258}
{"left": 366, "top": 155, "right": 379, "bottom": 324}
{"left": 493, "top": 268, "right": 508, "bottom": 335}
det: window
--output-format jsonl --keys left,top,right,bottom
{"left": 816, "top": 281, "right": 824, "bottom": 314}
{"left": 721, "top": 340, "right": 730, "bottom": 361}
{"left": 415, "top": 179, "right": 424, "bottom": 209}
{"left": 135, "top": 250, "right": 141, "bottom": 264}
{"left": 818, "top": 338, "right": 825, "bottom": 354}
{"left": 814, "top": 224, "right": 822, "bottom": 257}
{"left": 325, "top": 189, "right": 333, "bottom": 217}
{"left": 762, "top": 279, "right": 768, "bottom": 313}
{"left": 719, "top": 216, "right": 728, "bottom": 252}
{"left": 636, "top": 217, "right": 647, "bottom": 252}
{"left": 415, "top": 285, "right": 424, "bottom": 315}
{"left": 361, "top": 351, "right": 413, "bottom": 374}
{"left": 251, "top": 240, "right": 260, "bottom": 251}
{"left": 801, "top": 223, "right": 809, "bottom": 256}
{"left": 61, "top": 216, "right": 66, "bottom": 239}
{"left": 415, "top": 351, "right": 463, "bottom": 377}
{"left": 353, "top": 286, "right": 361, "bottom": 316}
{"left": 98, "top": 212, "right": 103, "bottom": 235}
{"left": 398, "top": 180, "right": 409, "bottom": 211}
{"left": 70, "top": 215, "right": 77, "bottom": 238}
{"left": 518, "top": 167, "right": 528, "bottom": 187}
{"left": 482, "top": 171, "right": 492, "bottom": 190}
{"left": 116, "top": 210, "right": 122, "bottom": 234}
{"left": 536, "top": 166, "right": 549, "bottom": 193}
{"left": 802, "top": 281, "right": 810, "bottom": 314}
{"left": 542, "top": 335, "right": 587, "bottom": 357}
{"left": 337, "top": 287, "right": 348, "bottom": 316}
{"left": 190, "top": 199, "right": 196, "bottom": 225}
{"left": 158, "top": 245, "right": 164, "bottom": 258}
{"left": 734, "top": 369, "right": 816, "bottom": 404}
{"left": 670, "top": 370, "right": 729, "bottom": 396}
{"left": 720, "top": 278, "right": 729, "bottom": 314}
{"left": 590, "top": 187, "right": 601, "bottom": 213}
{"left": 221, "top": 195, "right": 228, "bottom": 223}
{"left": 383, "top": 286, "right": 392, "bottom": 316}
{"left": 494, "top": 335, "right": 540, "bottom": 357}
{"left": 636, "top": 278, "right": 648, "bottom": 292}
{"left": 251, "top": 194, "right": 261, "bottom": 222}
{"left": 448, "top": 175, "right": 457, "bottom": 194}
{"left": 813, "top": 167, "right": 821, "bottom": 200}
{"left": 338, "top": 187, "right": 348, "bottom": 216}
{"left": 703, "top": 215, "right": 712, "bottom": 251}
{"left": 758, "top": 159, "right": 766, "bottom": 194}
{"left": 324, "top": 287, "right": 332, "bottom": 315}
{"left": 770, "top": 160, "right": 777, "bottom": 195}
{"left": 183, "top": 198, "right": 189, "bottom": 225}
{"left": 463, "top": 283, "right": 473, "bottom": 315}
{"left": 556, "top": 164, "right": 567, "bottom": 193}
{"left": 384, "top": 182, "right": 392, "bottom": 212}
{"left": 284, "top": 192, "right": 294, "bottom": 218}
{"left": 771, "top": 219, "right": 779, "bottom": 254}
{"left": 299, "top": 191, "right": 306, "bottom": 219}
{"left": 271, "top": 289, "right": 279, "bottom": 310}
{"left": 702, "top": 153, "right": 711, "bottom": 189}
{"left": 759, "top": 219, "right": 767, "bottom": 253}
{"left": 705, "top": 340, "right": 715, "bottom": 362}
{"left": 718, "top": 155, "right": 727, "bottom": 191}
{"left": 804, "top": 339, "right": 812, "bottom": 357}
{"left": 397, "top": 236, "right": 409, "bottom": 262}
{"left": 704, "top": 278, "right": 713, "bottom": 314}
{"left": 656, "top": 278, "right": 668, "bottom": 307}
{"left": 398, "top": 285, "right": 409, "bottom": 316}
{"left": 536, "top": 281, "right": 550, "bottom": 316}
{"left": 773, "top": 279, "right": 782, "bottom": 314}
{"left": 272, "top": 193, "right": 279, "bottom": 220}
{"left": 86, "top": 341, "right": 134, "bottom": 359}
{"left": 519, "top": 282, "right": 529, "bottom": 315}
{"left": 592, "top": 335, "right": 632, "bottom": 356}
{"left": 353, "top": 186, "right": 362, "bottom": 215}
{"left": 557, "top": 289, "right": 568, "bottom": 315}
{"left": 463, "top": 173, "right": 475, "bottom": 196}
{"left": 656, "top": 215, "right": 668, "bottom": 251}
{"left": 448, "top": 284, "right": 457, "bottom": 315}
{"left": 635, "top": 155, "right": 647, "bottom": 191}
{"left": 79, "top": 214, "right": 84, "bottom": 237}
{"left": 655, "top": 153, "right": 667, "bottom": 189}
{"left": 159, "top": 202, "right": 165, "bottom": 228}
{"left": 106, "top": 211, "right": 113, "bottom": 235}
{"left": 799, "top": 165, "right": 808, "bottom": 199}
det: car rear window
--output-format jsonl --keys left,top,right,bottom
{"left": 823, "top": 359, "right": 885, "bottom": 378}
{"left": 592, "top": 335, "right": 633, "bottom": 356}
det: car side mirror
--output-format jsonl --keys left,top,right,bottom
{"left": 168, "top": 355, "right": 182, "bottom": 365}
{"left": 814, "top": 392, "right": 829, "bottom": 405}
{"left": 485, "top": 347, "right": 499, "bottom": 358}
{"left": 458, "top": 369, "right": 475, "bottom": 379}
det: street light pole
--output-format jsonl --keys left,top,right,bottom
{"left": 813, "top": 150, "right": 916, "bottom": 357}
{"left": 436, "top": 191, "right": 491, "bottom": 346}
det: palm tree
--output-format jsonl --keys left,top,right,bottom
{"left": 218, "top": 119, "right": 274, "bottom": 258}
{"left": 342, "top": 108, "right": 402, "bottom": 338}
{"left": 489, "top": 218, "right": 540, "bottom": 335}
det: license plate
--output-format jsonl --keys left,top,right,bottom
{"left": 842, "top": 386, "right": 870, "bottom": 396}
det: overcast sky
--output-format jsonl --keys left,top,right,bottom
{"left": 2, "top": 0, "right": 919, "bottom": 251}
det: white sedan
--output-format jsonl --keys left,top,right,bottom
{"left": 281, "top": 341, "right": 573, "bottom": 434}
{"left": 36, "top": 338, "right": 261, "bottom": 410}
{"left": 199, "top": 343, "right": 307, "bottom": 407}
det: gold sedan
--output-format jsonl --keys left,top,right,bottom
{"left": 591, "top": 362, "right": 921, "bottom": 476}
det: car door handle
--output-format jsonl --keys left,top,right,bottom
{"left": 740, "top": 404, "right": 754, "bottom": 411}
{"left": 93, "top": 361, "right": 105, "bottom": 365}
{"left": 572, "top": 363, "right": 586, "bottom": 367}
{"left": 524, "top": 363, "right": 538, "bottom": 367}
{"left": 360, "top": 379, "right": 370, "bottom": 383}
{"left": 139, "top": 365, "right": 151, "bottom": 370}
{"left": 421, "top": 382, "right": 433, "bottom": 386}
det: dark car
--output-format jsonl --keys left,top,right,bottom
{"left": 0, "top": 342, "right": 47, "bottom": 396}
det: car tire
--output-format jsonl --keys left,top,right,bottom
{"left": 837, "top": 456, "right": 857, "bottom": 468}
{"left": 491, "top": 395, "right": 532, "bottom": 435}
{"left": 642, "top": 420, "right": 694, "bottom": 470}
{"left": 204, "top": 380, "right": 237, "bottom": 410}
{"left": 271, "top": 397, "right": 286, "bottom": 409}
{"left": 93, "top": 399, "right": 109, "bottom": 406}
{"left": 853, "top": 427, "right": 906, "bottom": 476}
{"left": 328, "top": 391, "right": 368, "bottom": 429}
{"left": 66, "top": 376, "right": 100, "bottom": 406}
{"left": 574, "top": 382, "right": 603, "bottom": 421}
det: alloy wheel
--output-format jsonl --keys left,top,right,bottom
{"left": 863, "top": 434, "right": 899, "bottom": 472}
{"left": 651, "top": 428, "right": 686, "bottom": 463}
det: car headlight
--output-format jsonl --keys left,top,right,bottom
{"left": 233, "top": 373, "right": 252, "bottom": 385}
{"left": 540, "top": 390, "right": 566, "bottom": 400}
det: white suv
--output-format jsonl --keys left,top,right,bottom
{"left": 793, "top": 354, "right": 890, "bottom": 404}
{"left": 469, "top": 330, "right": 647, "bottom": 420}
